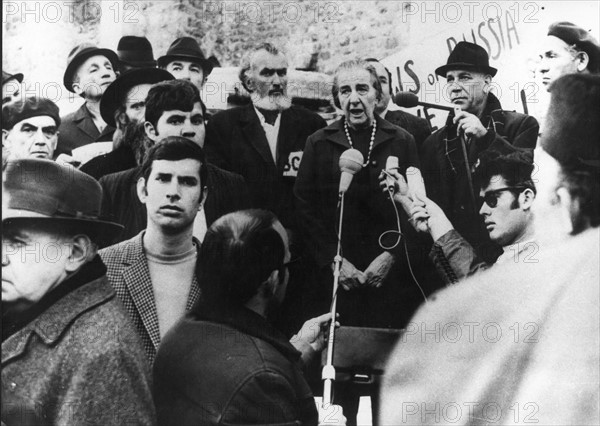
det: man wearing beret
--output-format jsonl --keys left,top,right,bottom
{"left": 2, "top": 159, "right": 155, "bottom": 425}
{"left": 380, "top": 73, "right": 600, "bottom": 425}
{"left": 158, "top": 37, "right": 213, "bottom": 93}
{"left": 420, "top": 41, "right": 539, "bottom": 264}
{"left": 2, "top": 97, "right": 60, "bottom": 162}
{"left": 57, "top": 44, "right": 118, "bottom": 157}
{"left": 537, "top": 21, "right": 600, "bottom": 91}
{"left": 79, "top": 67, "right": 174, "bottom": 179}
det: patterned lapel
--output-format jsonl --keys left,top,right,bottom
{"left": 120, "top": 234, "right": 161, "bottom": 351}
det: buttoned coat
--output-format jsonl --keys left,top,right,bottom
{"left": 1, "top": 275, "right": 155, "bottom": 426}
{"left": 99, "top": 232, "right": 201, "bottom": 364}
{"left": 294, "top": 116, "right": 438, "bottom": 328}
{"left": 205, "top": 104, "right": 326, "bottom": 230}
{"left": 57, "top": 103, "right": 115, "bottom": 157}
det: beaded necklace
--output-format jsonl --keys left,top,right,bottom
{"left": 344, "top": 118, "right": 376, "bottom": 167}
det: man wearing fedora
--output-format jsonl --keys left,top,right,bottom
{"left": 158, "top": 37, "right": 214, "bottom": 93}
{"left": 2, "top": 159, "right": 155, "bottom": 425}
{"left": 79, "top": 67, "right": 174, "bottom": 179}
{"left": 2, "top": 97, "right": 60, "bottom": 163}
{"left": 2, "top": 70, "right": 23, "bottom": 106}
{"left": 57, "top": 44, "right": 119, "bottom": 158}
{"left": 117, "top": 35, "right": 157, "bottom": 73}
{"left": 420, "top": 41, "right": 539, "bottom": 263}
{"left": 537, "top": 21, "right": 600, "bottom": 92}
{"left": 380, "top": 73, "right": 600, "bottom": 426}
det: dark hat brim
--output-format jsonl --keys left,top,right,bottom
{"left": 63, "top": 48, "right": 119, "bottom": 93}
{"left": 3, "top": 72, "right": 24, "bottom": 85}
{"left": 435, "top": 62, "right": 497, "bottom": 78}
{"left": 100, "top": 68, "right": 174, "bottom": 127}
{"left": 119, "top": 59, "right": 158, "bottom": 68}
{"left": 2, "top": 216, "right": 124, "bottom": 249}
{"left": 157, "top": 54, "right": 214, "bottom": 76}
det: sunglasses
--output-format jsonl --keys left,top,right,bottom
{"left": 282, "top": 256, "right": 301, "bottom": 269}
{"left": 480, "top": 186, "right": 527, "bottom": 208}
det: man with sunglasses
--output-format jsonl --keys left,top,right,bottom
{"left": 385, "top": 150, "right": 536, "bottom": 284}
{"left": 380, "top": 73, "right": 600, "bottom": 426}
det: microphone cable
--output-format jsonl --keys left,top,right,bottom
{"left": 379, "top": 185, "right": 429, "bottom": 304}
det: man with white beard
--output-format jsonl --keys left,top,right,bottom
{"left": 205, "top": 42, "right": 326, "bottom": 232}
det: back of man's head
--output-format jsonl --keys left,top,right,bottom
{"left": 541, "top": 73, "right": 600, "bottom": 230}
{"left": 196, "top": 209, "right": 285, "bottom": 310}
{"left": 144, "top": 79, "right": 204, "bottom": 129}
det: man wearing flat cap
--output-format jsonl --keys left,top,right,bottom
{"left": 79, "top": 67, "right": 174, "bottom": 179}
{"left": 57, "top": 44, "right": 119, "bottom": 158}
{"left": 537, "top": 21, "right": 600, "bottom": 91}
{"left": 420, "top": 41, "right": 539, "bottom": 263}
{"left": 1, "top": 159, "right": 155, "bottom": 425}
{"left": 2, "top": 97, "right": 60, "bottom": 162}
{"left": 2, "top": 70, "right": 23, "bottom": 106}
{"left": 380, "top": 73, "right": 600, "bottom": 426}
{"left": 117, "top": 35, "right": 157, "bottom": 73}
{"left": 158, "top": 37, "right": 214, "bottom": 92}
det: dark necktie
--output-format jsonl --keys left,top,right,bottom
{"left": 256, "top": 108, "right": 280, "bottom": 126}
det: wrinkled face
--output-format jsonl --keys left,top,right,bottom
{"left": 2, "top": 223, "right": 71, "bottom": 312}
{"left": 337, "top": 67, "right": 379, "bottom": 129}
{"left": 248, "top": 50, "right": 290, "bottom": 111}
{"left": 2, "top": 79, "right": 21, "bottom": 106}
{"left": 73, "top": 55, "right": 117, "bottom": 99}
{"left": 146, "top": 102, "right": 205, "bottom": 147}
{"left": 446, "top": 69, "right": 490, "bottom": 115}
{"left": 124, "top": 83, "right": 152, "bottom": 123}
{"left": 138, "top": 159, "right": 203, "bottom": 233}
{"left": 370, "top": 61, "right": 392, "bottom": 114}
{"left": 478, "top": 175, "right": 529, "bottom": 246}
{"left": 165, "top": 60, "right": 205, "bottom": 90}
{"left": 4, "top": 116, "right": 58, "bottom": 160}
{"left": 536, "top": 36, "right": 581, "bottom": 91}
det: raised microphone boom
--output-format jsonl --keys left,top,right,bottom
{"left": 393, "top": 91, "right": 455, "bottom": 112}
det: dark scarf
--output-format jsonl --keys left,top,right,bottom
{"left": 256, "top": 107, "right": 280, "bottom": 126}
{"left": 2, "top": 255, "right": 107, "bottom": 342}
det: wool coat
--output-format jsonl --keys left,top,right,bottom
{"left": 1, "top": 265, "right": 155, "bottom": 426}
{"left": 57, "top": 103, "right": 115, "bottom": 157}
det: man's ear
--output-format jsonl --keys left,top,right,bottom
{"left": 136, "top": 176, "right": 148, "bottom": 204}
{"left": 259, "top": 269, "right": 280, "bottom": 298}
{"left": 520, "top": 188, "right": 536, "bottom": 210}
{"left": 575, "top": 51, "right": 590, "bottom": 72}
{"left": 65, "top": 234, "right": 96, "bottom": 273}
{"left": 244, "top": 70, "right": 256, "bottom": 92}
{"left": 144, "top": 121, "right": 158, "bottom": 141}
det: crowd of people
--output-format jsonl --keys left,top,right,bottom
{"left": 2, "top": 19, "right": 599, "bottom": 426}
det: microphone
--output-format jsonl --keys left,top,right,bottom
{"left": 393, "top": 92, "right": 455, "bottom": 112}
{"left": 406, "top": 166, "right": 427, "bottom": 200}
{"left": 338, "top": 149, "right": 364, "bottom": 194}
{"left": 385, "top": 156, "right": 399, "bottom": 192}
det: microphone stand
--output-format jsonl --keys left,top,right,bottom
{"left": 459, "top": 132, "right": 477, "bottom": 212}
{"left": 322, "top": 190, "right": 345, "bottom": 406}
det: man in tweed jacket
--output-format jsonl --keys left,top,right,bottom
{"left": 100, "top": 137, "right": 206, "bottom": 364}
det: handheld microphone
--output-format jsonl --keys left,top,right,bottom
{"left": 406, "top": 166, "right": 427, "bottom": 200}
{"left": 393, "top": 91, "right": 455, "bottom": 112}
{"left": 338, "top": 149, "right": 364, "bottom": 194}
{"left": 385, "top": 156, "right": 399, "bottom": 192}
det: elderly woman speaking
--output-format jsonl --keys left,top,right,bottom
{"left": 294, "top": 59, "right": 431, "bottom": 332}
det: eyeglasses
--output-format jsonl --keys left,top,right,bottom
{"left": 480, "top": 186, "right": 527, "bottom": 208}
